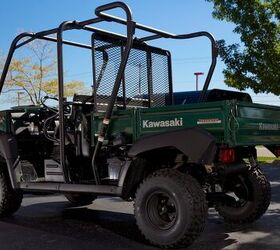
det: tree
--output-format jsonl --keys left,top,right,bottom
{"left": 2, "top": 39, "right": 86, "bottom": 105}
{"left": 207, "top": 0, "right": 280, "bottom": 95}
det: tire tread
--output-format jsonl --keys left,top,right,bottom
{"left": 0, "top": 167, "right": 22, "bottom": 217}
{"left": 134, "top": 169, "right": 207, "bottom": 248}
{"left": 217, "top": 168, "right": 271, "bottom": 224}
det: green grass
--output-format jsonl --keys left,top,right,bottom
{"left": 257, "top": 156, "right": 279, "bottom": 162}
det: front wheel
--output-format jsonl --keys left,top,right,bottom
{"left": 0, "top": 165, "right": 23, "bottom": 217}
{"left": 134, "top": 169, "right": 207, "bottom": 249}
{"left": 216, "top": 168, "right": 271, "bottom": 224}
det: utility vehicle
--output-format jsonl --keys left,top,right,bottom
{"left": 0, "top": 2, "right": 274, "bottom": 248}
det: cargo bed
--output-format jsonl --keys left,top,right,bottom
{"left": 93, "top": 100, "right": 280, "bottom": 148}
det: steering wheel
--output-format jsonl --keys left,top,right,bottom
{"left": 41, "top": 96, "right": 71, "bottom": 114}
{"left": 41, "top": 96, "right": 59, "bottom": 113}
{"left": 41, "top": 96, "right": 71, "bottom": 142}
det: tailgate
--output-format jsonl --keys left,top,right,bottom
{"left": 235, "top": 102, "right": 280, "bottom": 146}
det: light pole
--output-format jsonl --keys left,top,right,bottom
{"left": 17, "top": 91, "right": 25, "bottom": 106}
{"left": 194, "top": 72, "right": 204, "bottom": 91}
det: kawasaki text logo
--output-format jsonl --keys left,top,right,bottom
{"left": 142, "top": 118, "right": 183, "bottom": 128}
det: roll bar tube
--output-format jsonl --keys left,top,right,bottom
{"left": 176, "top": 32, "right": 218, "bottom": 102}
{"left": 56, "top": 21, "right": 77, "bottom": 183}
{"left": 91, "top": 9, "right": 219, "bottom": 102}
{"left": 1, "top": 2, "right": 218, "bottom": 102}
{"left": 90, "top": 1, "right": 136, "bottom": 184}
{"left": 0, "top": 32, "right": 35, "bottom": 93}
{"left": 95, "top": 1, "right": 133, "bottom": 22}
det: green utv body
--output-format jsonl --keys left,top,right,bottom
{"left": 0, "top": 2, "right": 273, "bottom": 248}
{"left": 93, "top": 99, "right": 280, "bottom": 147}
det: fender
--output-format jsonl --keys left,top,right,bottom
{"left": 0, "top": 133, "right": 20, "bottom": 189}
{"left": 128, "top": 127, "right": 216, "bottom": 165}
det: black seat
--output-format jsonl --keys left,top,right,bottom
{"left": 69, "top": 94, "right": 94, "bottom": 157}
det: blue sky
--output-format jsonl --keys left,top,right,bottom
{"left": 0, "top": 0, "right": 279, "bottom": 105}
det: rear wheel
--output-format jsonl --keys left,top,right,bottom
{"left": 134, "top": 169, "right": 207, "bottom": 248}
{"left": 65, "top": 193, "right": 96, "bottom": 206}
{"left": 216, "top": 168, "right": 271, "bottom": 224}
{"left": 0, "top": 164, "right": 23, "bottom": 217}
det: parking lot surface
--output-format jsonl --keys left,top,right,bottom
{"left": 0, "top": 163, "right": 279, "bottom": 250}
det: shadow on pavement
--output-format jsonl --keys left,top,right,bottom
{"left": 1, "top": 200, "right": 237, "bottom": 250}
{"left": 3, "top": 201, "right": 155, "bottom": 250}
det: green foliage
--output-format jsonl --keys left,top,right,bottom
{"left": 207, "top": 0, "right": 280, "bottom": 94}
{"left": 257, "top": 156, "right": 278, "bottom": 162}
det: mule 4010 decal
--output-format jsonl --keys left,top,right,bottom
{"left": 259, "top": 123, "right": 280, "bottom": 131}
{"left": 197, "top": 118, "right": 222, "bottom": 125}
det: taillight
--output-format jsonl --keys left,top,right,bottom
{"left": 219, "top": 148, "right": 235, "bottom": 164}
{"left": 275, "top": 149, "right": 280, "bottom": 158}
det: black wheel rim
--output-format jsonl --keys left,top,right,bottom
{"left": 146, "top": 190, "right": 178, "bottom": 230}
{"left": 225, "top": 175, "right": 251, "bottom": 207}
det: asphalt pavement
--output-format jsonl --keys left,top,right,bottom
{"left": 0, "top": 162, "right": 279, "bottom": 250}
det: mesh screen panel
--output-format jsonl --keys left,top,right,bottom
{"left": 93, "top": 34, "right": 172, "bottom": 110}
{"left": 125, "top": 48, "right": 149, "bottom": 108}
{"left": 151, "top": 53, "right": 170, "bottom": 107}
{"left": 94, "top": 39, "right": 122, "bottom": 111}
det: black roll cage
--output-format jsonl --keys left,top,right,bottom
{"left": 0, "top": 1, "right": 218, "bottom": 184}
